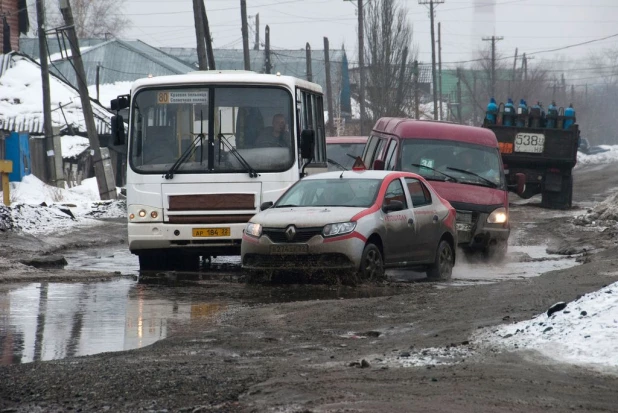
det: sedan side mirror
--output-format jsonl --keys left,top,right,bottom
{"left": 382, "top": 200, "right": 404, "bottom": 213}
{"left": 260, "top": 201, "right": 274, "bottom": 211}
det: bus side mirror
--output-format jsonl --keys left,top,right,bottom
{"left": 111, "top": 115, "right": 125, "bottom": 145}
{"left": 111, "top": 95, "right": 130, "bottom": 111}
{"left": 300, "top": 129, "right": 315, "bottom": 160}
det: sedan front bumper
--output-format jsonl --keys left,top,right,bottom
{"left": 241, "top": 232, "right": 366, "bottom": 271}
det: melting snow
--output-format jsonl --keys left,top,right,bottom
{"left": 475, "top": 282, "right": 618, "bottom": 374}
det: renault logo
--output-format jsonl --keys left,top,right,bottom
{"left": 285, "top": 225, "right": 296, "bottom": 241}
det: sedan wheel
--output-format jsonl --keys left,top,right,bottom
{"left": 358, "top": 243, "right": 385, "bottom": 282}
{"left": 427, "top": 240, "right": 454, "bottom": 281}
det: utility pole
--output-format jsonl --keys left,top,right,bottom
{"left": 358, "top": 0, "right": 366, "bottom": 134}
{"left": 522, "top": 53, "right": 527, "bottom": 81}
{"left": 473, "top": 70, "right": 478, "bottom": 123}
{"left": 324, "top": 37, "right": 335, "bottom": 136}
{"left": 36, "top": 0, "right": 63, "bottom": 188}
{"left": 438, "top": 22, "right": 443, "bottom": 120}
{"left": 95, "top": 64, "right": 100, "bottom": 100}
{"left": 305, "top": 43, "right": 312, "bottom": 82}
{"left": 396, "top": 46, "right": 408, "bottom": 116}
{"left": 414, "top": 60, "right": 420, "bottom": 119}
{"left": 253, "top": 13, "right": 260, "bottom": 50}
{"left": 192, "top": 0, "right": 207, "bottom": 70}
{"left": 456, "top": 68, "right": 462, "bottom": 123}
{"left": 240, "top": 0, "right": 251, "bottom": 70}
{"left": 419, "top": 0, "right": 444, "bottom": 120}
{"left": 512, "top": 47, "right": 518, "bottom": 81}
{"left": 264, "top": 25, "right": 271, "bottom": 74}
{"left": 201, "top": 0, "right": 216, "bottom": 70}
{"left": 482, "top": 35, "right": 503, "bottom": 98}
{"left": 59, "top": 0, "right": 116, "bottom": 200}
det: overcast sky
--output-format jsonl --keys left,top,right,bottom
{"left": 121, "top": 0, "right": 618, "bottom": 85}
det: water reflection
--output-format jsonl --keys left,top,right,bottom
{"left": 0, "top": 279, "right": 225, "bottom": 365}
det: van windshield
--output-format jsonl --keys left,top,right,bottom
{"left": 400, "top": 139, "right": 505, "bottom": 189}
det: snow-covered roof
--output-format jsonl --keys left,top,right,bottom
{"left": 0, "top": 53, "right": 113, "bottom": 135}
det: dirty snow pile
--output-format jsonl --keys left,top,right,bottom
{"left": 573, "top": 191, "right": 618, "bottom": 227}
{"left": 475, "top": 282, "right": 618, "bottom": 374}
{"left": 0, "top": 175, "right": 125, "bottom": 235}
{"left": 576, "top": 145, "right": 618, "bottom": 166}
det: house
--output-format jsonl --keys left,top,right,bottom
{"left": 0, "top": 52, "right": 121, "bottom": 185}
{"left": 0, "top": 0, "right": 28, "bottom": 53}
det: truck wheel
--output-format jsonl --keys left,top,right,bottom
{"left": 426, "top": 240, "right": 454, "bottom": 281}
{"left": 542, "top": 176, "right": 573, "bottom": 210}
{"left": 358, "top": 243, "right": 385, "bottom": 282}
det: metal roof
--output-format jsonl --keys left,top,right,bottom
{"left": 161, "top": 47, "right": 347, "bottom": 97}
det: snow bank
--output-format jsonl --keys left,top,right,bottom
{"left": 0, "top": 175, "right": 125, "bottom": 235}
{"left": 475, "top": 282, "right": 618, "bottom": 374}
{"left": 576, "top": 145, "right": 618, "bottom": 166}
{"left": 574, "top": 191, "right": 618, "bottom": 226}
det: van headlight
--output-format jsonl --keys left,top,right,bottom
{"left": 487, "top": 207, "right": 508, "bottom": 224}
{"left": 245, "top": 222, "right": 262, "bottom": 237}
{"left": 323, "top": 222, "right": 356, "bottom": 237}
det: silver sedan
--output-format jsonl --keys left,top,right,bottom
{"left": 241, "top": 170, "right": 457, "bottom": 282}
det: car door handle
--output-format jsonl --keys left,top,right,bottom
{"left": 408, "top": 218, "right": 414, "bottom": 226}
{"left": 432, "top": 214, "right": 439, "bottom": 223}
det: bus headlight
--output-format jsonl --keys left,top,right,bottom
{"left": 245, "top": 222, "right": 262, "bottom": 237}
{"left": 128, "top": 205, "right": 163, "bottom": 222}
{"left": 487, "top": 207, "right": 508, "bottom": 224}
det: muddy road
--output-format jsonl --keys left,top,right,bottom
{"left": 1, "top": 163, "right": 618, "bottom": 412}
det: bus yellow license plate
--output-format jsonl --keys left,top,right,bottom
{"left": 192, "top": 227, "right": 230, "bottom": 237}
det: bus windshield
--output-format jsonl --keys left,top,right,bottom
{"left": 129, "top": 86, "right": 294, "bottom": 174}
{"left": 400, "top": 139, "right": 505, "bottom": 189}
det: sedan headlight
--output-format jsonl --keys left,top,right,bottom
{"left": 323, "top": 222, "right": 356, "bottom": 237}
{"left": 245, "top": 222, "right": 262, "bottom": 237}
{"left": 487, "top": 207, "right": 508, "bottom": 224}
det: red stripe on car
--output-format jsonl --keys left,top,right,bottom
{"left": 323, "top": 231, "right": 367, "bottom": 244}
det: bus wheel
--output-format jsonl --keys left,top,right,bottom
{"left": 138, "top": 251, "right": 170, "bottom": 272}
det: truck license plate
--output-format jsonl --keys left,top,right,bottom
{"left": 192, "top": 227, "right": 230, "bottom": 237}
{"left": 514, "top": 133, "right": 545, "bottom": 153}
{"left": 270, "top": 244, "right": 309, "bottom": 255}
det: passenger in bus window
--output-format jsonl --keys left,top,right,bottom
{"left": 257, "top": 113, "right": 290, "bottom": 147}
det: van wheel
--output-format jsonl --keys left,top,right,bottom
{"left": 358, "top": 243, "right": 385, "bottom": 282}
{"left": 427, "top": 240, "right": 454, "bottom": 281}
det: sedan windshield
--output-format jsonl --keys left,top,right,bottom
{"left": 276, "top": 178, "right": 382, "bottom": 208}
{"left": 400, "top": 139, "right": 505, "bottom": 188}
{"left": 129, "top": 86, "right": 294, "bottom": 174}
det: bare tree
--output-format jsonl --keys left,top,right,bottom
{"left": 363, "top": 0, "right": 418, "bottom": 122}
{"left": 47, "top": 0, "right": 131, "bottom": 38}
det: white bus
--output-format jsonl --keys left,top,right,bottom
{"left": 110, "top": 71, "right": 327, "bottom": 271}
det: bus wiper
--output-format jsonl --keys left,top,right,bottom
{"left": 164, "top": 134, "right": 204, "bottom": 180}
{"left": 218, "top": 133, "right": 259, "bottom": 178}
{"left": 411, "top": 163, "right": 458, "bottom": 182}
{"left": 446, "top": 167, "right": 498, "bottom": 188}
{"left": 327, "top": 158, "right": 347, "bottom": 171}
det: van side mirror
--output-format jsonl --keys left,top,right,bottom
{"left": 111, "top": 95, "right": 130, "bottom": 111}
{"left": 515, "top": 172, "right": 526, "bottom": 196}
{"left": 373, "top": 159, "right": 385, "bottom": 170}
{"left": 111, "top": 115, "right": 125, "bottom": 145}
{"left": 382, "top": 200, "right": 404, "bottom": 213}
{"left": 300, "top": 129, "right": 315, "bottom": 160}
{"left": 260, "top": 201, "right": 273, "bottom": 211}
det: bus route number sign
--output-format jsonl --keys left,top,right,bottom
{"left": 157, "top": 91, "right": 209, "bottom": 105}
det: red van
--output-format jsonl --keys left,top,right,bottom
{"left": 364, "top": 118, "right": 523, "bottom": 260}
